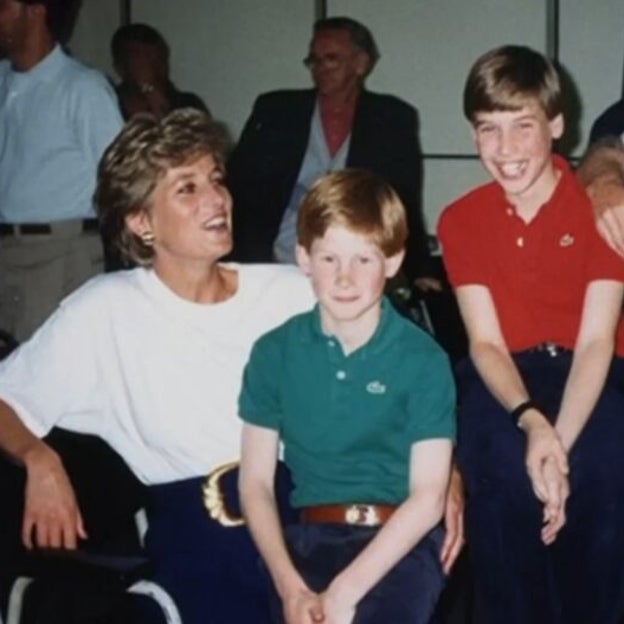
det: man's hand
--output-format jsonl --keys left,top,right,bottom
{"left": 124, "top": 50, "right": 171, "bottom": 117}
{"left": 440, "top": 464, "right": 465, "bottom": 574}
{"left": 590, "top": 178, "right": 624, "bottom": 257}
{"left": 123, "top": 86, "right": 170, "bottom": 119}
{"left": 22, "top": 446, "right": 86, "bottom": 549}
{"left": 413, "top": 276, "right": 443, "bottom": 293}
{"left": 595, "top": 187, "right": 624, "bottom": 258}
{"left": 577, "top": 140, "right": 624, "bottom": 257}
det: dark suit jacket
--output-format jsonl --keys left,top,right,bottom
{"left": 227, "top": 89, "right": 431, "bottom": 278}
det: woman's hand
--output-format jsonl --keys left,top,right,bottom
{"left": 22, "top": 445, "right": 86, "bottom": 549}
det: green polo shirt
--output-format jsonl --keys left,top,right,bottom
{"left": 239, "top": 298, "right": 456, "bottom": 507}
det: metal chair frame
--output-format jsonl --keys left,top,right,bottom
{"left": 5, "top": 510, "right": 182, "bottom": 624}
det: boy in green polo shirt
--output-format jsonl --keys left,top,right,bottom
{"left": 238, "top": 169, "right": 456, "bottom": 624}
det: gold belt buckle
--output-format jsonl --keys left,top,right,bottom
{"left": 201, "top": 460, "right": 244, "bottom": 527}
{"left": 345, "top": 504, "right": 380, "bottom": 526}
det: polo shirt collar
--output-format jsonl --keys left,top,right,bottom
{"left": 11, "top": 44, "right": 64, "bottom": 83}
{"left": 303, "top": 296, "right": 403, "bottom": 356}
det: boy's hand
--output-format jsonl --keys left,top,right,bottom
{"left": 283, "top": 587, "right": 324, "bottom": 624}
{"left": 519, "top": 409, "right": 568, "bottom": 504}
{"left": 440, "top": 464, "right": 465, "bottom": 574}
{"left": 321, "top": 587, "right": 356, "bottom": 624}
{"left": 520, "top": 411, "right": 570, "bottom": 542}
{"left": 539, "top": 455, "right": 569, "bottom": 545}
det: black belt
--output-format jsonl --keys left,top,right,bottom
{"left": 524, "top": 342, "right": 571, "bottom": 358}
{"left": 0, "top": 219, "right": 99, "bottom": 237}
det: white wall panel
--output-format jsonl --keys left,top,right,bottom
{"left": 559, "top": 1, "right": 624, "bottom": 155}
{"left": 69, "top": 0, "right": 120, "bottom": 78}
{"left": 327, "top": 1, "right": 547, "bottom": 154}
{"left": 424, "top": 159, "right": 489, "bottom": 235}
{"left": 132, "top": 0, "right": 315, "bottom": 139}
{"left": 327, "top": 1, "right": 547, "bottom": 228}
{"left": 67, "top": 1, "right": 624, "bottom": 231}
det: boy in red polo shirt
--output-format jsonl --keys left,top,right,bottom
{"left": 438, "top": 45, "right": 624, "bottom": 623}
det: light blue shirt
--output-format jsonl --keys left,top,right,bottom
{"left": 0, "top": 45, "right": 123, "bottom": 223}
{"left": 273, "top": 100, "right": 350, "bottom": 264}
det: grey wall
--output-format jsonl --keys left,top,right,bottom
{"left": 69, "top": 1, "right": 624, "bottom": 234}
{"left": 69, "top": 0, "right": 120, "bottom": 78}
{"left": 131, "top": 0, "right": 316, "bottom": 143}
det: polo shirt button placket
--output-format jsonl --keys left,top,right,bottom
{"left": 336, "top": 370, "right": 347, "bottom": 381}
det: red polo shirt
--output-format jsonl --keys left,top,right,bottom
{"left": 438, "top": 156, "right": 624, "bottom": 355}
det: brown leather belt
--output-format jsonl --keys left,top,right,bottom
{"left": 300, "top": 503, "right": 396, "bottom": 527}
{"left": 0, "top": 219, "right": 99, "bottom": 237}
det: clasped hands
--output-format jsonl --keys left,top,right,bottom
{"left": 522, "top": 414, "right": 570, "bottom": 544}
{"left": 282, "top": 582, "right": 357, "bottom": 624}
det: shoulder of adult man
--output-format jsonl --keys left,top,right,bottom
{"left": 57, "top": 51, "right": 117, "bottom": 92}
{"left": 252, "top": 88, "right": 417, "bottom": 114}
{"left": 358, "top": 90, "right": 418, "bottom": 125}
{"left": 249, "top": 89, "right": 419, "bottom": 132}
{"left": 234, "top": 90, "right": 316, "bottom": 144}
{"left": 252, "top": 89, "right": 316, "bottom": 113}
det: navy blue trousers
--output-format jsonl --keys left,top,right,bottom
{"left": 456, "top": 351, "right": 624, "bottom": 624}
{"left": 268, "top": 523, "right": 446, "bottom": 624}
{"left": 144, "top": 464, "right": 296, "bottom": 624}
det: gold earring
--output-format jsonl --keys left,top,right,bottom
{"left": 140, "top": 231, "right": 155, "bottom": 246}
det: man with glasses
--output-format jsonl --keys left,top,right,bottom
{"left": 227, "top": 16, "right": 438, "bottom": 290}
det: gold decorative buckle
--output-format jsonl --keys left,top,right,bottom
{"left": 201, "top": 461, "right": 244, "bottom": 527}
{"left": 345, "top": 504, "right": 380, "bottom": 526}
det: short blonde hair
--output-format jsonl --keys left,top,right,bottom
{"left": 463, "top": 45, "right": 562, "bottom": 123}
{"left": 95, "top": 108, "right": 228, "bottom": 266}
{"left": 297, "top": 169, "right": 407, "bottom": 256}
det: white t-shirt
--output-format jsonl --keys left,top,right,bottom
{"left": 0, "top": 264, "right": 314, "bottom": 484}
